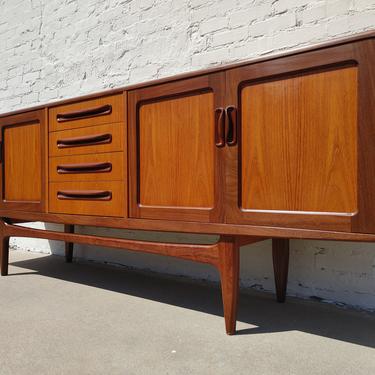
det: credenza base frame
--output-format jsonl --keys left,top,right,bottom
{"left": 0, "top": 219, "right": 289, "bottom": 335}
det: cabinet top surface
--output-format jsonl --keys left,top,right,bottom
{"left": 0, "top": 29, "right": 374, "bottom": 119}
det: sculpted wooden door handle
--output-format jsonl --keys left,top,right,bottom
{"left": 56, "top": 104, "right": 112, "bottom": 122}
{"left": 215, "top": 107, "right": 225, "bottom": 147}
{"left": 225, "top": 106, "right": 237, "bottom": 146}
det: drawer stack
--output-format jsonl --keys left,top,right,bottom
{"left": 48, "top": 94, "right": 126, "bottom": 217}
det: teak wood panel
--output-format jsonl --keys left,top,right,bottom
{"left": 139, "top": 92, "right": 215, "bottom": 208}
{"left": 4, "top": 123, "right": 41, "bottom": 201}
{"left": 49, "top": 94, "right": 125, "bottom": 132}
{"left": 49, "top": 152, "right": 124, "bottom": 182}
{"left": 128, "top": 73, "right": 226, "bottom": 223}
{"left": 49, "top": 122, "right": 124, "bottom": 157}
{"left": 224, "top": 40, "right": 375, "bottom": 232}
{"left": 241, "top": 67, "right": 358, "bottom": 213}
{"left": 49, "top": 181, "right": 125, "bottom": 217}
{"left": 0, "top": 110, "right": 46, "bottom": 212}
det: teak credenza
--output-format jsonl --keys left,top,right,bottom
{"left": 1, "top": 31, "right": 375, "bottom": 335}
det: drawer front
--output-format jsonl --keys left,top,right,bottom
{"left": 49, "top": 152, "right": 124, "bottom": 182}
{"left": 49, "top": 94, "right": 125, "bottom": 132}
{"left": 49, "top": 181, "right": 125, "bottom": 217}
{"left": 49, "top": 123, "right": 124, "bottom": 157}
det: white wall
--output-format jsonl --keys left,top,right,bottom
{"left": 1, "top": 0, "right": 375, "bottom": 310}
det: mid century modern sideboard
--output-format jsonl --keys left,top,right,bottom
{"left": 1, "top": 31, "right": 375, "bottom": 335}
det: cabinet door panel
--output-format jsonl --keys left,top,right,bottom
{"left": 139, "top": 93, "right": 214, "bottom": 208}
{"left": 4, "top": 123, "right": 41, "bottom": 202}
{"left": 224, "top": 41, "right": 375, "bottom": 231}
{"left": 128, "top": 74, "right": 225, "bottom": 222}
{"left": 0, "top": 110, "right": 46, "bottom": 212}
{"left": 242, "top": 67, "right": 357, "bottom": 213}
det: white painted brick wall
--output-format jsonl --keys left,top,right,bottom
{"left": 1, "top": 0, "right": 375, "bottom": 310}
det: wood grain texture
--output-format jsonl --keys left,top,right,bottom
{"left": 0, "top": 110, "right": 46, "bottom": 212}
{"left": 49, "top": 94, "right": 125, "bottom": 132}
{"left": 4, "top": 122, "right": 41, "bottom": 201}
{"left": 49, "top": 181, "right": 125, "bottom": 217}
{"left": 128, "top": 73, "right": 226, "bottom": 223}
{"left": 49, "top": 152, "right": 124, "bottom": 182}
{"left": 241, "top": 67, "right": 358, "bottom": 213}
{"left": 49, "top": 122, "right": 124, "bottom": 157}
{"left": 272, "top": 238, "right": 289, "bottom": 303}
{"left": 139, "top": 92, "right": 215, "bottom": 208}
{"left": 224, "top": 40, "right": 370, "bottom": 231}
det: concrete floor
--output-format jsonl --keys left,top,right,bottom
{"left": 0, "top": 251, "right": 374, "bottom": 375}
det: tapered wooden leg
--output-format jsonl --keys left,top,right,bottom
{"left": 0, "top": 233, "right": 10, "bottom": 276}
{"left": 272, "top": 238, "right": 290, "bottom": 303}
{"left": 64, "top": 224, "right": 74, "bottom": 263}
{"left": 218, "top": 237, "right": 240, "bottom": 335}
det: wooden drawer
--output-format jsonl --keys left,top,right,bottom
{"left": 49, "top": 94, "right": 125, "bottom": 132}
{"left": 49, "top": 122, "right": 124, "bottom": 157}
{"left": 49, "top": 152, "right": 124, "bottom": 182}
{"left": 49, "top": 181, "right": 125, "bottom": 217}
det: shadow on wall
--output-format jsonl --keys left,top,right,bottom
{"left": 8, "top": 251, "right": 375, "bottom": 349}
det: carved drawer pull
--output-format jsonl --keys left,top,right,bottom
{"left": 57, "top": 162, "right": 112, "bottom": 174}
{"left": 57, "top": 133, "right": 112, "bottom": 148}
{"left": 57, "top": 190, "right": 112, "bottom": 201}
{"left": 56, "top": 104, "right": 112, "bottom": 122}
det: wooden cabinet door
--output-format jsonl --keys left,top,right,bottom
{"left": 128, "top": 73, "right": 225, "bottom": 222}
{"left": 225, "top": 40, "right": 375, "bottom": 232}
{"left": 0, "top": 110, "right": 46, "bottom": 212}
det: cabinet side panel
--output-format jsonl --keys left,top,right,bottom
{"left": 139, "top": 92, "right": 215, "bottom": 208}
{"left": 4, "top": 122, "right": 41, "bottom": 202}
{"left": 241, "top": 67, "right": 358, "bottom": 213}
